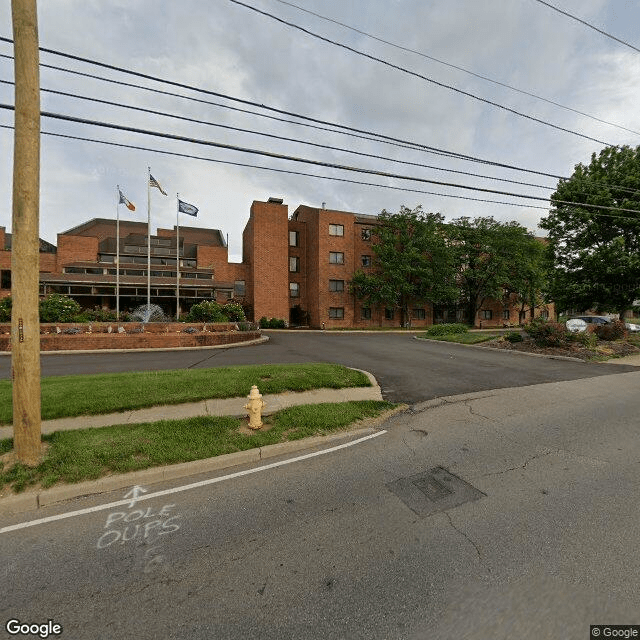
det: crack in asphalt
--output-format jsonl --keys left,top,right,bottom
{"left": 464, "top": 401, "right": 493, "bottom": 421}
{"left": 443, "top": 512, "right": 483, "bottom": 563}
{"left": 409, "top": 393, "right": 498, "bottom": 416}
{"left": 480, "top": 450, "right": 554, "bottom": 477}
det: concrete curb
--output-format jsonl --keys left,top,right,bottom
{"left": 0, "top": 406, "right": 405, "bottom": 516}
{"left": 0, "top": 335, "right": 269, "bottom": 357}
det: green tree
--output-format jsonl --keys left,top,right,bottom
{"left": 540, "top": 145, "right": 640, "bottom": 317}
{"left": 448, "top": 217, "right": 544, "bottom": 324}
{"left": 350, "top": 206, "right": 458, "bottom": 326}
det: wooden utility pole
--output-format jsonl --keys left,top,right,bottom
{"left": 11, "top": 0, "right": 41, "bottom": 466}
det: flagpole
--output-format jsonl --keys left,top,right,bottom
{"left": 176, "top": 193, "right": 180, "bottom": 321}
{"left": 147, "top": 167, "right": 151, "bottom": 313}
{"left": 116, "top": 185, "right": 120, "bottom": 321}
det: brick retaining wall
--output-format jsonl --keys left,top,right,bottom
{"left": 0, "top": 323, "right": 261, "bottom": 352}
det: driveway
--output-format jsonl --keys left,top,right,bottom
{"left": 1, "top": 332, "right": 635, "bottom": 404}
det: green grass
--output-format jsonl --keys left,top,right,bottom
{"left": 0, "top": 364, "right": 370, "bottom": 425}
{"left": 417, "top": 332, "right": 500, "bottom": 344}
{"left": 0, "top": 401, "right": 395, "bottom": 493}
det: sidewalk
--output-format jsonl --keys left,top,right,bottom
{"left": 0, "top": 378, "right": 383, "bottom": 441}
{"left": 0, "top": 374, "right": 392, "bottom": 515}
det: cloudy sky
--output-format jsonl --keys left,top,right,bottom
{"left": 1, "top": 0, "right": 640, "bottom": 261}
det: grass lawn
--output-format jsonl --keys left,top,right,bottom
{"left": 0, "top": 400, "right": 395, "bottom": 493}
{"left": 417, "top": 332, "right": 500, "bottom": 344}
{"left": 0, "top": 363, "right": 371, "bottom": 425}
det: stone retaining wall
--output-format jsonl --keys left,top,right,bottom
{"left": 0, "top": 323, "right": 261, "bottom": 352}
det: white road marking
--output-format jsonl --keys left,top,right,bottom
{"left": 0, "top": 430, "right": 387, "bottom": 534}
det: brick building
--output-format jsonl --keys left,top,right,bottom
{"left": 0, "top": 197, "right": 553, "bottom": 327}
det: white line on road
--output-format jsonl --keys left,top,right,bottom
{"left": 0, "top": 430, "right": 387, "bottom": 534}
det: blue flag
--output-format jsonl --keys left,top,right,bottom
{"left": 178, "top": 199, "right": 198, "bottom": 217}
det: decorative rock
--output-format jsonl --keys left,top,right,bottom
{"left": 118, "top": 326, "right": 126, "bottom": 333}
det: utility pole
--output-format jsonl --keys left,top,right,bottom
{"left": 11, "top": 0, "right": 41, "bottom": 466}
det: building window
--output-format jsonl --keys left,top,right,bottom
{"left": 361, "top": 228, "right": 371, "bottom": 241}
{"left": 482, "top": 310, "right": 493, "bottom": 320}
{"left": 361, "top": 308, "right": 371, "bottom": 320}
{"left": 329, "top": 224, "right": 344, "bottom": 236}
{"left": 289, "top": 230, "right": 299, "bottom": 247}
{"left": 540, "top": 309, "right": 549, "bottom": 319}
{"left": 234, "top": 280, "right": 245, "bottom": 296}
{"left": 361, "top": 255, "right": 371, "bottom": 267}
{"left": 290, "top": 282, "right": 300, "bottom": 298}
{"left": 329, "top": 279, "right": 344, "bottom": 292}
{"left": 385, "top": 308, "right": 394, "bottom": 320}
{"left": 329, "top": 307, "right": 344, "bottom": 319}
{"left": 1, "top": 270, "right": 10, "bottom": 289}
{"left": 503, "top": 308, "right": 510, "bottom": 320}
{"left": 289, "top": 256, "right": 300, "bottom": 272}
{"left": 329, "top": 252, "right": 344, "bottom": 264}
{"left": 413, "top": 308, "right": 426, "bottom": 320}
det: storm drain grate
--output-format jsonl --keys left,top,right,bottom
{"left": 386, "top": 467, "right": 485, "bottom": 517}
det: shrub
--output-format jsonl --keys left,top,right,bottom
{"left": 0, "top": 296, "right": 11, "bottom": 322}
{"left": 81, "top": 308, "right": 118, "bottom": 322}
{"left": 524, "top": 318, "right": 569, "bottom": 347}
{"left": 593, "top": 320, "right": 627, "bottom": 341}
{"left": 568, "top": 330, "right": 597, "bottom": 348}
{"left": 259, "top": 317, "right": 286, "bottom": 329}
{"left": 503, "top": 331, "right": 523, "bottom": 343}
{"left": 220, "top": 301, "right": 246, "bottom": 322}
{"left": 185, "top": 301, "right": 226, "bottom": 323}
{"left": 425, "top": 322, "right": 469, "bottom": 336}
{"left": 39, "top": 293, "right": 81, "bottom": 323}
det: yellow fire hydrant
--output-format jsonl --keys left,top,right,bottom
{"left": 245, "top": 385, "right": 266, "bottom": 430}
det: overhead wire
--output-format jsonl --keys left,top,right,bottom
{"left": 0, "top": 51, "right": 567, "bottom": 179}
{"left": 1, "top": 103, "right": 639, "bottom": 219}
{"left": 0, "top": 123, "right": 551, "bottom": 211}
{"left": 270, "top": 0, "right": 640, "bottom": 137}
{"left": 3, "top": 121, "right": 640, "bottom": 223}
{"left": 0, "top": 78, "right": 556, "bottom": 191}
{"left": 226, "top": 0, "right": 614, "bottom": 147}
{"left": 532, "top": 0, "right": 640, "bottom": 54}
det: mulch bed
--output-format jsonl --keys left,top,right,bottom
{"left": 480, "top": 337, "right": 640, "bottom": 361}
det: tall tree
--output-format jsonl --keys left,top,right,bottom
{"left": 350, "top": 206, "right": 457, "bottom": 326}
{"left": 540, "top": 145, "right": 640, "bottom": 316}
{"left": 448, "top": 217, "right": 544, "bottom": 325}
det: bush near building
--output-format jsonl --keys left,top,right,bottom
{"left": 39, "top": 293, "right": 82, "bottom": 323}
{"left": 424, "top": 323, "right": 469, "bottom": 336}
{"left": 259, "top": 317, "right": 287, "bottom": 329}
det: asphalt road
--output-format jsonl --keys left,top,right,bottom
{"left": 0, "top": 331, "right": 635, "bottom": 404}
{"left": 2, "top": 369, "right": 640, "bottom": 639}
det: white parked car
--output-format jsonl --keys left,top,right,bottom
{"left": 625, "top": 321, "right": 640, "bottom": 333}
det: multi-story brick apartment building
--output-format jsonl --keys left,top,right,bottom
{"left": 0, "top": 197, "right": 553, "bottom": 327}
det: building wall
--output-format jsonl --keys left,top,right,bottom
{"left": 56, "top": 235, "right": 99, "bottom": 270}
{"left": 247, "top": 200, "right": 289, "bottom": 322}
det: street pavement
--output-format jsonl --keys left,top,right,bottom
{"left": 2, "top": 369, "right": 639, "bottom": 639}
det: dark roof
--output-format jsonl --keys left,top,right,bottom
{"left": 3, "top": 232, "right": 57, "bottom": 253}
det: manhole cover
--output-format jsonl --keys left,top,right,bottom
{"left": 386, "top": 467, "right": 485, "bottom": 517}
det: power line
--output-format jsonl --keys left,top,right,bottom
{"left": 0, "top": 49, "right": 569, "bottom": 180}
{"left": 1, "top": 103, "right": 639, "bottom": 218}
{"left": 0, "top": 78, "right": 555, "bottom": 191}
{"left": 227, "top": 0, "right": 615, "bottom": 147}
{"left": 1, "top": 121, "right": 638, "bottom": 222}
{"left": 532, "top": 0, "right": 640, "bottom": 54}
{"left": 270, "top": 0, "right": 640, "bottom": 137}
{"left": 0, "top": 123, "right": 550, "bottom": 211}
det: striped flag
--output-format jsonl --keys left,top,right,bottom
{"left": 118, "top": 188, "right": 135, "bottom": 211}
{"left": 149, "top": 174, "right": 167, "bottom": 196}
